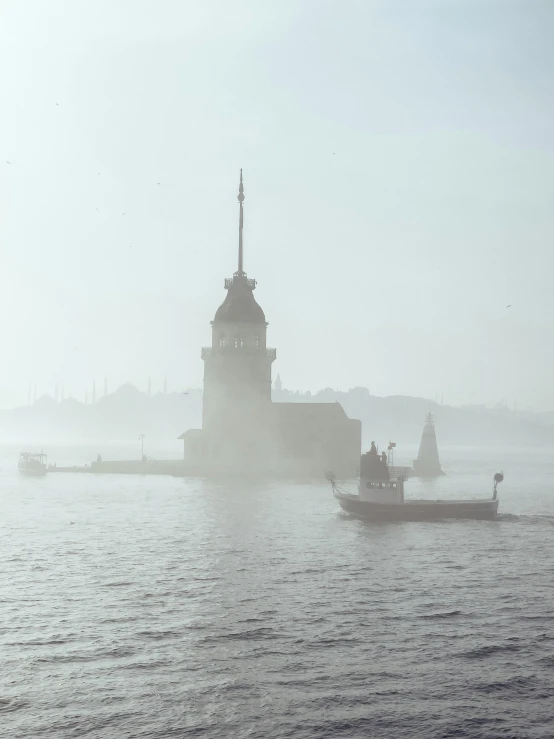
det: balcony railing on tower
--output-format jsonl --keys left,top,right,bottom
{"left": 202, "top": 346, "right": 276, "bottom": 361}
{"left": 224, "top": 276, "right": 257, "bottom": 290}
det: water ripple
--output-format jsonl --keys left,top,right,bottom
{"left": 1, "top": 447, "right": 554, "bottom": 738}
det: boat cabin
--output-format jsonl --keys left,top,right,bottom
{"left": 18, "top": 452, "right": 48, "bottom": 475}
{"left": 359, "top": 478, "right": 405, "bottom": 504}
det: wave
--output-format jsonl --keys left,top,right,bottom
{"left": 537, "top": 655, "right": 554, "bottom": 667}
{"left": 118, "top": 658, "right": 172, "bottom": 670}
{"left": 475, "top": 675, "right": 553, "bottom": 699}
{"left": 301, "top": 637, "right": 362, "bottom": 649}
{"left": 202, "top": 627, "right": 282, "bottom": 643}
{"left": 35, "top": 645, "right": 136, "bottom": 663}
{"left": 498, "top": 513, "right": 554, "bottom": 525}
{"left": 0, "top": 698, "right": 28, "bottom": 713}
{"left": 7, "top": 638, "right": 70, "bottom": 647}
{"left": 460, "top": 643, "right": 521, "bottom": 659}
{"left": 419, "top": 610, "right": 464, "bottom": 619}
{"left": 303, "top": 717, "right": 402, "bottom": 736}
{"left": 136, "top": 630, "right": 182, "bottom": 640}
{"left": 98, "top": 616, "right": 140, "bottom": 624}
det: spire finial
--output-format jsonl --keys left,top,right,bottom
{"left": 237, "top": 168, "right": 244, "bottom": 273}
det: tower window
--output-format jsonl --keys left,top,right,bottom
{"left": 219, "top": 333, "right": 226, "bottom": 348}
{"left": 234, "top": 336, "right": 244, "bottom": 348}
{"left": 254, "top": 336, "right": 260, "bottom": 347}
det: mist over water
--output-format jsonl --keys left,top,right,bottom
{"left": 2, "top": 444, "right": 553, "bottom": 738}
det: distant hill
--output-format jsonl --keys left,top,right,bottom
{"left": 273, "top": 386, "right": 554, "bottom": 448}
{"left": 0, "top": 383, "right": 552, "bottom": 448}
{"left": 0, "top": 384, "right": 202, "bottom": 442}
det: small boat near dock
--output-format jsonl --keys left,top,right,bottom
{"left": 18, "top": 451, "right": 48, "bottom": 476}
{"left": 326, "top": 443, "right": 502, "bottom": 521}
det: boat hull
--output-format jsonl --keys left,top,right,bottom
{"left": 18, "top": 467, "right": 47, "bottom": 476}
{"left": 335, "top": 493, "right": 498, "bottom": 521}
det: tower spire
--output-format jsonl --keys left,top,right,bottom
{"left": 237, "top": 168, "right": 245, "bottom": 274}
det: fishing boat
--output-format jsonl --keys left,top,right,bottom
{"left": 18, "top": 452, "right": 48, "bottom": 476}
{"left": 326, "top": 444, "right": 502, "bottom": 521}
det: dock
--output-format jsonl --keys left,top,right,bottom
{"left": 49, "top": 459, "right": 190, "bottom": 476}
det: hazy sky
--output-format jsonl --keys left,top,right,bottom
{"left": 2, "top": 0, "right": 554, "bottom": 410}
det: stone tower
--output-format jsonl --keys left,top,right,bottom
{"left": 412, "top": 411, "right": 445, "bottom": 476}
{"left": 201, "top": 170, "right": 276, "bottom": 444}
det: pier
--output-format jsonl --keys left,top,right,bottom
{"left": 49, "top": 459, "right": 191, "bottom": 476}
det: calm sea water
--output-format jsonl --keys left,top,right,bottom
{"left": 1, "top": 443, "right": 554, "bottom": 738}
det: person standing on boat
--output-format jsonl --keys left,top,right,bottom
{"left": 369, "top": 441, "right": 377, "bottom": 455}
{"left": 381, "top": 451, "right": 387, "bottom": 464}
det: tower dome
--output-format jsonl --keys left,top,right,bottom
{"left": 213, "top": 273, "right": 266, "bottom": 324}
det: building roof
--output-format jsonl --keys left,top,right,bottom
{"left": 178, "top": 428, "right": 202, "bottom": 440}
{"left": 213, "top": 272, "right": 266, "bottom": 323}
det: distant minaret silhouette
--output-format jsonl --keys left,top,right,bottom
{"left": 163, "top": 376, "right": 167, "bottom": 394}
{"left": 92, "top": 380, "right": 96, "bottom": 404}
{"left": 28, "top": 384, "right": 31, "bottom": 407}
{"left": 33, "top": 384, "right": 37, "bottom": 404}
{"left": 274, "top": 374, "right": 283, "bottom": 393}
{"left": 147, "top": 377, "right": 152, "bottom": 397}
{"left": 61, "top": 384, "right": 65, "bottom": 401}
{"left": 412, "top": 411, "right": 445, "bottom": 477}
